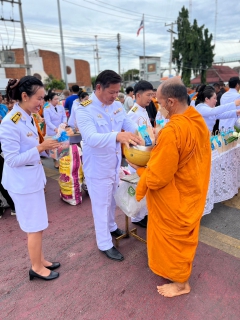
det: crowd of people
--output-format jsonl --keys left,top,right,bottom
{"left": 0, "top": 71, "right": 239, "bottom": 298}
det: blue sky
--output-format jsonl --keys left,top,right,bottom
{"left": 0, "top": 0, "right": 239, "bottom": 76}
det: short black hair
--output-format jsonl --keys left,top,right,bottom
{"left": 213, "top": 83, "right": 220, "bottom": 89}
{"left": 6, "top": 76, "right": 43, "bottom": 102}
{"left": 72, "top": 84, "right": 80, "bottom": 93}
{"left": 229, "top": 77, "right": 240, "bottom": 89}
{"left": 125, "top": 86, "right": 133, "bottom": 94}
{"left": 44, "top": 91, "right": 58, "bottom": 101}
{"left": 79, "top": 92, "right": 89, "bottom": 100}
{"left": 153, "top": 88, "right": 157, "bottom": 92}
{"left": 134, "top": 80, "right": 153, "bottom": 95}
{"left": 161, "top": 81, "right": 188, "bottom": 104}
{"left": 95, "top": 70, "right": 122, "bottom": 89}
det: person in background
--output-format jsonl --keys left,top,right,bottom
{"left": 60, "top": 89, "right": 70, "bottom": 107}
{"left": 6, "top": 99, "right": 16, "bottom": 112}
{"left": 64, "top": 85, "right": 80, "bottom": 115}
{"left": 0, "top": 76, "right": 61, "bottom": 281}
{"left": 75, "top": 70, "right": 141, "bottom": 262}
{"left": 146, "top": 88, "right": 157, "bottom": 127}
{"left": 195, "top": 85, "right": 240, "bottom": 132}
{"left": 212, "top": 83, "right": 225, "bottom": 132}
{"left": 219, "top": 77, "right": 240, "bottom": 130}
{"left": 123, "top": 86, "right": 134, "bottom": 112}
{"left": 68, "top": 92, "right": 89, "bottom": 130}
{"left": 44, "top": 92, "right": 67, "bottom": 169}
{"left": 127, "top": 80, "right": 154, "bottom": 228}
{"left": 118, "top": 93, "right": 125, "bottom": 107}
{"left": 0, "top": 93, "right": 8, "bottom": 122}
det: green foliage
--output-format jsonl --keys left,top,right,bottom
{"left": 91, "top": 76, "right": 97, "bottom": 89}
{"left": 44, "top": 75, "right": 66, "bottom": 90}
{"left": 122, "top": 69, "right": 139, "bottom": 82}
{"left": 172, "top": 7, "right": 214, "bottom": 85}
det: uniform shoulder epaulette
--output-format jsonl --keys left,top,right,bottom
{"left": 11, "top": 112, "right": 22, "bottom": 124}
{"left": 80, "top": 99, "right": 92, "bottom": 107}
{"left": 131, "top": 106, "right": 138, "bottom": 113}
{"left": 44, "top": 105, "right": 50, "bottom": 109}
{"left": 115, "top": 97, "right": 120, "bottom": 101}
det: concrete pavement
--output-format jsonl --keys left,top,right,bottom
{"left": 0, "top": 163, "right": 239, "bottom": 320}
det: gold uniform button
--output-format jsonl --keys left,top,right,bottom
{"left": 112, "top": 130, "right": 114, "bottom": 132}
{"left": 111, "top": 118, "right": 113, "bottom": 121}
{"left": 116, "top": 151, "right": 118, "bottom": 154}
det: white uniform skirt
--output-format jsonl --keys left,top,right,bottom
{"left": 9, "top": 189, "right": 48, "bottom": 233}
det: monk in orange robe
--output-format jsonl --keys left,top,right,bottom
{"left": 129, "top": 77, "right": 211, "bottom": 298}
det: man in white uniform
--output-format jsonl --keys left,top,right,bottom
{"left": 219, "top": 77, "right": 240, "bottom": 130}
{"left": 75, "top": 70, "right": 141, "bottom": 261}
{"left": 127, "top": 80, "right": 153, "bottom": 228}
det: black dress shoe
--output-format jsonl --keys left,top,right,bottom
{"left": 110, "top": 228, "right": 125, "bottom": 237}
{"left": 46, "top": 262, "right": 61, "bottom": 271}
{"left": 29, "top": 269, "right": 59, "bottom": 281}
{"left": 132, "top": 217, "right": 147, "bottom": 228}
{"left": 100, "top": 246, "right": 124, "bottom": 261}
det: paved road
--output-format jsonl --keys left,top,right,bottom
{"left": 0, "top": 159, "right": 239, "bottom": 320}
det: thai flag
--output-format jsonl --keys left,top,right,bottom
{"left": 137, "top": 19, "right": 144, "bottom": 36}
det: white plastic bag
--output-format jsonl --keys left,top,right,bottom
{"left": 114, "top": 181, "right": 146, "bottom": 217}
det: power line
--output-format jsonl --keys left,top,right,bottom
{"left": 84, "top": 0, "right": 172, "bottom": 21}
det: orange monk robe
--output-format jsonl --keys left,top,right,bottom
{"left": 136, "top": 106, "right": 211, "bottom": 283}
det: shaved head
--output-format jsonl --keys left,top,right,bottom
{"left": 157, "top": 77, "right": 188, "bottom": 104}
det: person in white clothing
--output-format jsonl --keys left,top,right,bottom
{"left": 127, "top": 80, "right": 154, "bottom": 228}
{"left": 0, "top": 76, "right": 61, "bottom": 281}
{"left": 219, "top": 77, "right": 240, "bottom": 130}
{"left": 44, "top": 92, "right": 67, "bottom": 168}
{"left": 124, "top": 86, "right": 134, "bottom": 112}
{"left": 75, "top": 70, "right": 141, "bottom": 262}
{"left": 195, "top": 85, "right": 240, "bottom": 132}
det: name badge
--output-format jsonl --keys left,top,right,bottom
{"left": 27, "top": 132, "right": 33, "bottom": 137}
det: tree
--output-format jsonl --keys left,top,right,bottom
{"left": 122, "top": 69, "right": 139, "bottom": 82}
{"left": 44, "top": 75, "right": 66, "bottom": 90}
{"left": 172, "top": 7, "right": 214, "bottom": 85}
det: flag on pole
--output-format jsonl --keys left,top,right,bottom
{"left": 137, "top": 18, "right": 144, "bottom": 36}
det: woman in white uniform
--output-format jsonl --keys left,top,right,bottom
{"left": 195, "top": 85, "right": 240, "bottom": 132}
{"left": 0, "top": 76, "right": 61, "bottom": 281}
{"left": 44, "top": 92, "right": 67, "bottom": 168}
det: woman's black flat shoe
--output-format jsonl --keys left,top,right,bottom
{"left": 29, "top": 269, "right": 59, "bottom": 281}
{"left": 46, "top": 262, "right": 61, "bottom": 271}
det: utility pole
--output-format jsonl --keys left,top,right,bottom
{"left": 143, "top": 14, "right": 146, "bottom": 80}
{"left": 117, "top": 33, "right": 121, "bottom": 75}
{"left": 165, "top": 22, "right": 177, "bottom": 77}
{"left": 18, "top": 0, "right": 31, "bottom": 75}
{"left": 57, "top": 0, "right": 68, "bottom": 89}
{"left": 94, "top": 35, "right": 101, "bottom": 74}
{"left": 189, "top": 0, "right": 192, "bottom": 23}
{"left": 1, "top": 0, "right": 31, "bottom": 75}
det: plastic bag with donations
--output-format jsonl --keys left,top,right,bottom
{"left": 59, "top": 144, "right": 83, "bottom": 205}
{"left": 48, "top": 123, "right": 70, "bottom": 160}
{"left": 114, "top": 181, "right": 147, "bottom": 217}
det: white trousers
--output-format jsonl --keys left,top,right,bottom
{"left": 85, "top": 176, "right": 118, "bottom": 251}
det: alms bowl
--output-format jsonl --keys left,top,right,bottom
{"left": 123, "top": 144, "right": 153, "bottom": 166}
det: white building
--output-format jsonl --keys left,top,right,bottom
{"left": 139, "top": 56, "right": 161, "bottom": 82}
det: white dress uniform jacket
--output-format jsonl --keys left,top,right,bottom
{"left": 196, "top": 102, "right": 238, "bottom": 132}
{"left": 0, "top": 103, "right": 46, "bottom": 194}
{"left": 219, "top": 88, "right": 240, "bottom": 130}
{"left": 75, "top": 92, "right": 137, "bottom": 251}
{"left": 76, "top": 92, "right": 137, "bottom": 180}
{"left": 44, "top": 103, "right": 67, "bottom": 136}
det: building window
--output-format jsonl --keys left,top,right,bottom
{"left": 66, "top": 66, "right": 72, "bottom": 75}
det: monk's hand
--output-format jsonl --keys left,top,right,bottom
{"left": 126, "top": 160, "right": 142, "bottom": 171}
{"left": 116, "top": 132, "right": 142, "bottom": 148}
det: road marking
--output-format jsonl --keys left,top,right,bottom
{"left": 200, "top": 226, "right": 240, "bottom": 259}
